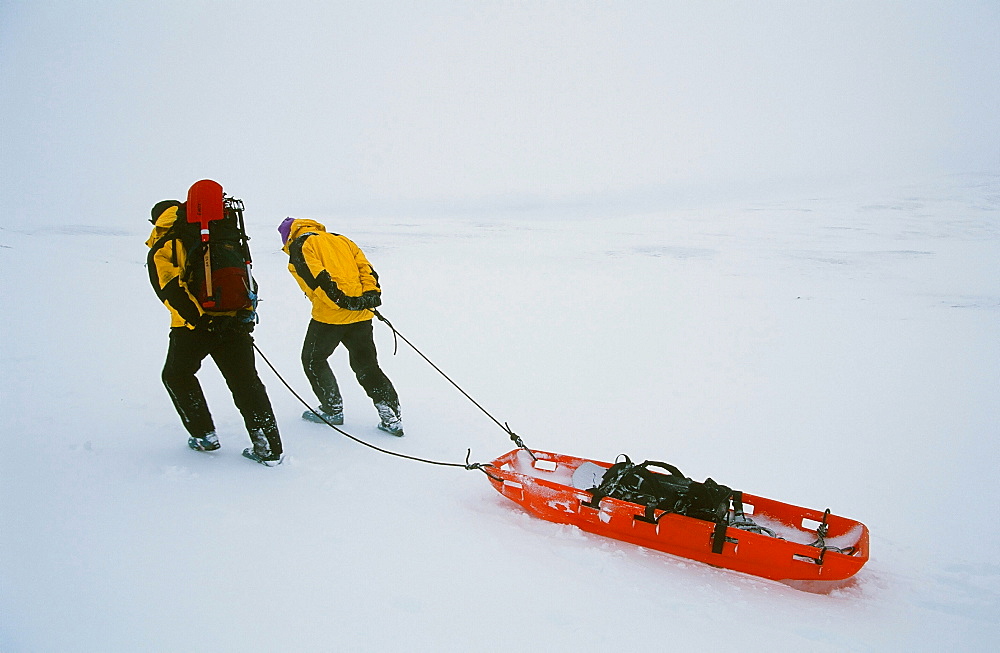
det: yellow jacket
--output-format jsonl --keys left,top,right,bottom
{"left": 146, "top": 204, "right": 238, "bottom": 328}
{"left": 282, "top": 219, "right": 380, "bottom": 325}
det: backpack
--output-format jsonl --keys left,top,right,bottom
{"left": 583, "top": 455, "right": 734, "bottom": 527}
{"left": 150, "top": 181, "right": 258, "bottom": 315}
{"left": 179, "top": 200, "right": 256, "bottom": 312}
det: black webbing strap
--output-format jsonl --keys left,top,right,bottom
{"left": 707, "top": 489, "right": 743, "bottom": 553}
{"left": 711, "top": 521, "right": 729, "bottom": 554}
{"left": 581, "top": 456, "right": 634, "bottom": 509}
{"left": 731, "top": 491, "right": 745, "bottom": 520}
{"left": 634, "top": 503, "right": 661, "bottom": 524}
{"left": 639, "top": 460, "right": 685, "bottom": 478}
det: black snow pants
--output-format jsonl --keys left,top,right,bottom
{"left": 162, "top": 326, "right": 282, "bottom": 455}
{"left": 301, "top": 319, "right": 399, "bottom": 411}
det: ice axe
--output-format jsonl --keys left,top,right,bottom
{"left": 186, "top": 179, "right": 225, "bottom": 308}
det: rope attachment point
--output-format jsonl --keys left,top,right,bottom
{"left": 503, "top": 422, "right": 536, "bottom": 461}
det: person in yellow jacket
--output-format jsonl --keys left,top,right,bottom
{"left": 278, "top": 217, "right": 403, "bottom": 436}
{"left": 147, "top": 199, "right": 284, "bottom": 465}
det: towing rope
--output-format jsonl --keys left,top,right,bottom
{"left": 372, "top": 309, "right": 536, "bottom": 460}
{"left": 252, "top": 341, "right": 492, "bottom": 474}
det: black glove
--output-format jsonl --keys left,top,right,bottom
{"left": 335, "top": 295, "right": 364, "bottom": 311}
{"left": 335, "top": 290, "right": 382, "bottom": 311}
{"left": 194, "top": 314, "right": 236, "bottom": 333}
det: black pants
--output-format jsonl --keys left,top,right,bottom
{"left": 162, "top": 327, "right": 282, "bottom": 454}
{"left": 301, "top": 319, "right": 399, "bottom": 410}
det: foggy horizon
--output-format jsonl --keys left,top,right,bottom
{"left": 2, "top": 1, "right": 997, "bottom": 225}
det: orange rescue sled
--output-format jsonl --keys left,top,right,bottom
{"left": 486, "top": 449, "right": 869, "bottom": 588}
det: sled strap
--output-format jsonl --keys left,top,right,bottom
{"left": 582, "top": 481, "right": 615, "bottom": 509}
{"left": 635, "top": 503, "right": 661, "bottom": 524}
{"left": 709, "top": 488, "right": 740, "bottom": 553}
{"left": 731, "top": 491, "right": 745, "bottom": 519}
{"left": 711, "top": 521, "right": 728, "bottom": 554}
{"left": 581, "top": 456, "right": 633, "bottom": 509}
{"left": 706, "top": 489, "right": 738, "bottom": 554}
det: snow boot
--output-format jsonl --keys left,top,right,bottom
{"left": 188, "top": 432, "right": 220, "bottom": 452}
{"left": 375, "top": 400, "right": 404, "bottom": 437}
{"left": 242, "top": 430, "right": 282, "bottom": 466}
{"left": 242, "top": 447, "right": 282, "bottom": 466}
{"left": 302, "top": 403, "right": 344, "bottom": 425}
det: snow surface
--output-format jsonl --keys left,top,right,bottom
{"left": 3, "top": 2, "right": 1000, "bottom": 651}
{"left": 3, "top": 176, "right": 999, "bottom": 651}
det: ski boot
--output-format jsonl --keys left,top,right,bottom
{"left": 375, "top": 401, "right": 404, "bottom": 437}
{"left": 188, "top": 432, "right": 220, "bottom": 452}
{"left": 242, "top": 430, "right": 283, "bottom": 467}
{"left": 242, "top": 448, "right": 283, "bottom": 466}
{"left": 302, "top": 402, "right": 344, "bottom": 425}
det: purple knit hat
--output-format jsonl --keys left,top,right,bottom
{"left": 278, "top": 216, "right": 295, "bottom": 245}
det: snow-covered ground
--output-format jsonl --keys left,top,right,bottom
{"left": 3, "top": 2, "right": 1000, "bottom": 650}
{"left": 2, "top": 174, "right": 998, "bottom": 651}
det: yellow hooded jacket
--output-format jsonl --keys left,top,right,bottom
{"left": 146, "top": 204, "right": 238, "bottom": 328}
{"left": 282, "top": 218, "right": 380, "bottom": 325}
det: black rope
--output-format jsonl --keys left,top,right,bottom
{"left": 252, "top": 341, "right": 491, "bottom": 473}
{"left": 371, "top": 309, "right": 536, "bottom": 461}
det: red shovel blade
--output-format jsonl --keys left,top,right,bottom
{"left": 186, "top": 179, "right": 225, "bottom": 242}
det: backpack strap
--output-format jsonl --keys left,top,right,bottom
{"left": 634, "top": 460, "right": 684, "bottom": 479}
{"left": 628, "top": 461, "right": 688, "bottom": 523}
{"left": 581, "top": 455, "right": 634, "bottom": 509}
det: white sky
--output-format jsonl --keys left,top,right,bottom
{"left": 1, "top": 1, "right": 998, "bottom": 224}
